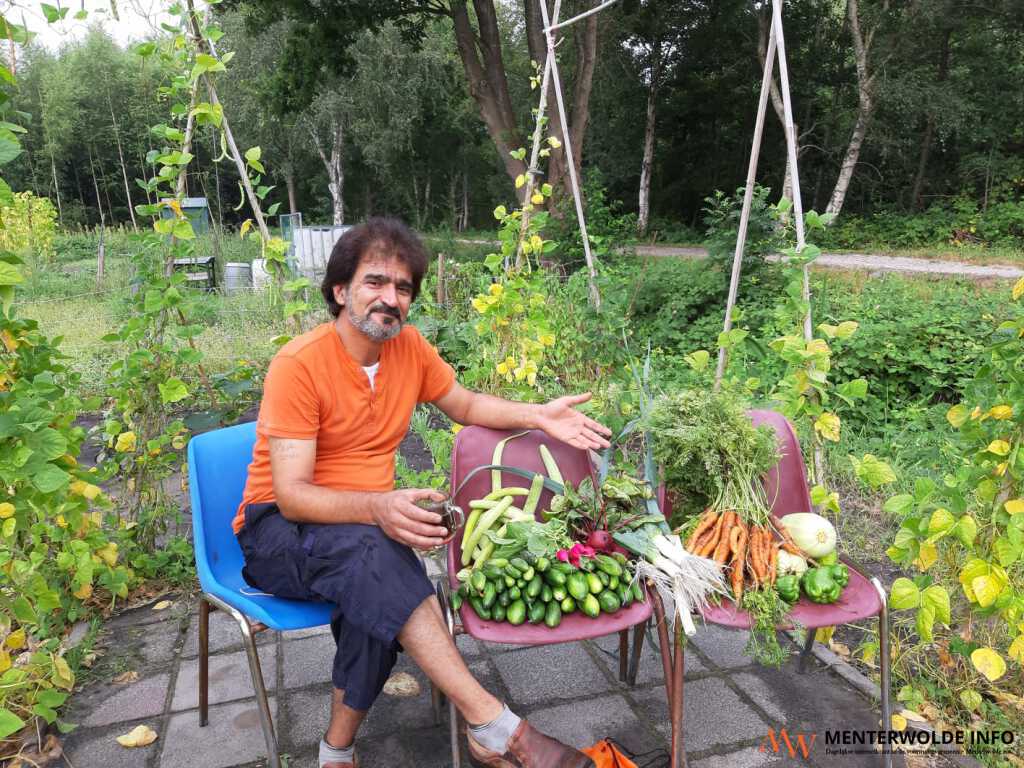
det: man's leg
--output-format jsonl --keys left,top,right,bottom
{"left": 324, "top": 688, "right": 366, "bottom": 750}
{"left": 398, "top": 596, "right": 503, "bottom": 726}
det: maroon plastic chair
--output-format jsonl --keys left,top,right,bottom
{"left": 661, "top": 410, "right": 892, "bottom": 768}
{"left": 435, "top": 426, "right": 680, "bottom": 768}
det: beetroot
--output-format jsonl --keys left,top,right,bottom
{"left": 586, "top": 529, "right": 614, "bottom": 553}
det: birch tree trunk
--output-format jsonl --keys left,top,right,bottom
{"left": 49, "top": 150, "right": 63, "bottom": 225}
{"left": 309, "top": 118, "right": 345, "bottom": 225}
{"left": 825, "top": 0, "right": 885, "bottom": 219}
{"left": 107, "top": 89, "right": 137, "bottom": 231}
{"left": 87, "top": 143, "right": 106, "bottom": 282}
{"left": 637, "top": 37, "right": 661, "bottom": 237}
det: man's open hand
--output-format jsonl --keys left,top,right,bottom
{"left": 536, "top": 392, "right": 612, "bottom": 451}
{"left": 372, "top": 488, "right": 449, "bottom": 550}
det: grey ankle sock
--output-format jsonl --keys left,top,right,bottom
{"left": 319, "top": 737, "right": 355, "bottom": 766}
{"left": 469, "top": 704, "right": 522, "bottom": 753}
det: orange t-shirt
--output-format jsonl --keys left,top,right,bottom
{"left": 232, "top": 322, "right": 456, "bottom": 534}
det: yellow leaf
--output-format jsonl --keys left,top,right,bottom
{"left": 946, "top": 404, "right": 969, "bottom": 427}
{"left": 989, "top": 405, "right": 1014, "bottom": 420}
{"left": 515, "top": 174, "right": 526, "bottom": 189}
{"left": 56, "top": 514, "right": 67, "bottom": 528}
{"left": 97, "top": 543, "right": 119, "bottom": 567}
{"left": 167, "top": 199, "right": 183, "bottom": 218}
{"left": 971, "top": 647, "right": 1007, "bottom": 682}
{"left": 890, "top": 713, "right": 907, "bottom": 731}
{"left": 972, "top": 574, "right": 1005, "bottom": 607}
{"left": 531, "top": 193, "right": 544, "bottom": 205}
{"left": 52, "top": 654, "right": 74, "bottom": 690}
{"left": 116, "top": 725, "right": 159, "bottom": 748}
{"left": 914, "top": 542, "right": 938, "bottom": 571}
{"left": 5, "top": 628, "right": 25, "bottom": 650}
{"left": 451, "top": 424, "right": 463, "bottom": 435}
{"left": 488, "top": 282, "right": 503, "bottom": 296}
{"left": 814, "top": 412, "right": 841, "bottom": 442}
{"left": 0, "top": 502, "right": 13, "bottom": 519}
{"left": 70, "top": 480, "right": 102, "bottom": 500}
{"left": 1, "top": 329, "right": 19, "bottom": 351}
{"left": 115, "top": 431, "right": 137, "bottom": 453}
{"left": 0, "top": 648, "right": 10, "bottom": 673}
{"left": 73, "top": 582, "right": 93, "bottom": 600}
{"left": 806, "top": 338, "right": 830, "bottom": 356}
{"left": 900, "top": 709, "right": 928, "bottom": 723}
{"left": 152, "top": 600, "right": 172, "bottom": 611}
{"left": 987, "top": 439, "right": 1011, "bottom": 456}
{"left": 547, "top": 136, "right": 561, "bottom": 149}
{"left": 239, "top": 219, "right": 252, "bottom": 238}
{"left": 1009, "top": 635, "right": 1024, "bottom": 665}
{"left": 1013, "top": 276, "right": 1024, "bottom": 301}
{"left": 1005, "top": 499, "right": 1024, "bottom": 515}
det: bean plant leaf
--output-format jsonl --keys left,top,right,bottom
{"left": 0, "top": 261, "right": 24, "bottom": 285}
{"left": 889, "top": 577, "right": 920, "bottom": 610}
{"left": 158, "top": 378, "right": 189, "bottom": 404}
{"left": 33, "top": 463, "right": 70, "bottom": 493}
{"left": 970, "top": 647, "right": 1006, "bottom": 682}
{"left": 0, "top": 709, "right": 25, "bottom": 740}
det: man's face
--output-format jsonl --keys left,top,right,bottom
{"left": 334, "top": 253, "right": 414, "bottom": 342}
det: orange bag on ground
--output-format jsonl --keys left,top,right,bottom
{"left": 581, "top": 740, "right": 637, "bottom": 768}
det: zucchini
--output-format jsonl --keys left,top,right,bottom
{"left": 492, "top": 432, "right": 528, "bottom": 493}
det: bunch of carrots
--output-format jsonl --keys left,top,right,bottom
{"left": 683, "top": 509, "right": 801, "bottom": 602}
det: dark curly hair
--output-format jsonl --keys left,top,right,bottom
{"left": 320, "top": 217, "right": 429, "bottom": 318}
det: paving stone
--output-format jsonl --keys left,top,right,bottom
{"left": 693, "top": 745, "right": 789, "bottom": 768}
{"left": 491, "top": 642, "right": 610, "bottom": 706}
{"left": 634, "top": 677, "right": 769, "bottom": 753}
{"left": 181, "top": 609, "right": 276, "bottom": 658}
{"left": 282, "top": 632, "right": 338, "bottom": 690}
{"left": 690, "top": 624, "right": 756, "bottom": 670}
{"left": 455, "top": 633, "right": 483, "bottom": 659}
{"left": 104, "top": 600, "right": 188, "bottom": 630}
{"left": 590, "top": 629, "right": 707, "bottom": 685}
{"left": 61, "top": 724, "right": 155, "bottom": 768}
{"left": 731, "top": 671, "right": 789, "bottom": 722}
{"left": 126, "top": 623, "right": 181, "bottom": 666}
{"left": 287, "top": 623, "right": 333, "bottom": 640}
{"left": 172, "top": 645, "right": 277, "bottom": 711}
{"left": 524, "top": 692, "right": 654, "bottom": 756}
{"left": 160, "top": 697, "right": 279, "bottom": 768}
{"left": 66, "top": 673, "right": 170, "bottom": 728}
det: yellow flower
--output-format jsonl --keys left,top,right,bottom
{"left": 0, "top": 503, "right": 13, "bottom": 519}
{"left": 56, "top": 514, "right": 67, "bottom": 528}
{"left": 115, "top": 431, "right": 137, "bottom": 453}
{"left": 489, "top": 283, "right": 504, "bottom": 297}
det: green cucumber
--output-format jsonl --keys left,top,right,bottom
{"left": 551, "top": 585, "right": 567, "bottom": 602}
{"left": 469, "top": 596, "right": 491, "bottom": 620}
{"left": 526, "top": 575, "right": 543, "bottom": 599}
{"left": 544, "top": 601, "right": 562, "bottom": 628}
{"left": 587, "top": 573, "right": 604, "bottom": 594}
{"left": 543, "top": 569, "right": 567, "bottom": 587}
{"left": 598, "top": 590, "right": 622, "bottom": 614}
{"left": 507, "top": 586, "right": 521, "bottom": 601}
{"left": 470, "top": 570, "right": 487, "bottom": 593}
{"left": 450, "top": 591, "right": 464, "bottom": 612}
{"left": 560, "top": 596, "right": 576, "bottom": 613}
{"left": 481, "top": 581, "right": 497, "bottom": 609}
{"left": 597, "top": 570, "right": 610, "bottom": 586}
{"left": 506, "top": 600, "right": 527, "bottom": 625}
{"left": 580, "top": 594, "right": 601, "bottom": 618}
{"left": 595, "top": 554, "right": 623, "bottom": 577}
{"left": 528, "top": 601, "right": 546, "bottom": 624}
{"left": 498, "top": 591, "right": 511, "bottom": 608}
{"left": 566, "top": 572, "right": 589, "bottom": 601}
{"left": 535, "top": 557, "right": 550, "bottom": 573}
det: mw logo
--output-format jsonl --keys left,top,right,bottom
{"left": 759, "top": 727, "right": 817, "bottom": 759}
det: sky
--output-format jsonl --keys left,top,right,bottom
{"left": 11, "top": 0, "right": 173, "bottom": 51}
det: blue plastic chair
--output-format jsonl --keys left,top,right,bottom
{"left": 189, "top": 421, "right": 333, "bottom": 768}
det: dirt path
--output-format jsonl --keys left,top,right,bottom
{"left": 632, "top": 244, "right": 1024, "bottom": 280}
{"left": 448, "top": 238, "right": 1024, "bottom": 280}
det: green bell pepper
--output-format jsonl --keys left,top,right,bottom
{"left": 801, "top": 567, "right": 842, "bottom": 604}
{"left": 775, "top": 574, "right": 801, "bottom": 603}
{"left": 826, "top": 563, "right": 848, "bottom": 588}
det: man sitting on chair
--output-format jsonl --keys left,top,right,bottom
{"left": 234, "top": 217, "right": 610, "bottom": 768}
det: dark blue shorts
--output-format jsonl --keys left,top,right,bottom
{"left": 237, "top": 503, "right": 435, "bottom": 710}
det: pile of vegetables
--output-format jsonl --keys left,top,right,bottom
{"left": 453, "top": 550, "right": 644, "bottom": 626}
{"left": 645, "top": 389, "right": 851, "bottom": 665}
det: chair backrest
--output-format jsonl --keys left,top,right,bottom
{"left": 188, "top": 421, "right": 258, "bottom": 594}
{"left": 447, "top": 426, "right": 595, "bottom": 579}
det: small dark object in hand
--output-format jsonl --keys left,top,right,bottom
{"left": 417, "top": 498, "right": 465, "bottom": 540}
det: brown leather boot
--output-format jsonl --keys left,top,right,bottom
{"left": 466, "top": 720, "right": 595, "bottom": 768}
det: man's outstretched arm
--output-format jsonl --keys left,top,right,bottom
{"left": 431, "top": 382, "right": 612, "bottom": 452}
{"left": 269, "top": 436, "right": 448, "bottom": 549}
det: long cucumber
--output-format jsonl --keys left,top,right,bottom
{"left": 538, "top": 444, "right": 564, "bottom": 485}
{"left": 473, "top": 523, "right": 507, "bottom": 568}
{"left": 462, "top": 508, "right": 483, "bottom": 544}
{"left": 461, "top": 496, "right": 514, "bottom": 565}
{"left": 485, "top": 487, "right": 530, "bottom": 501}
{"left": 492, "top": 432, "right": 529, "bottom": 494}
{"left": 521, "top": 472, "right": 545, "bottom": 519}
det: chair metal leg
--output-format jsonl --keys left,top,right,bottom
{"left": 206, "top": 594, "right": 281, "bottom": 768}
{"left": 627, "top": 620, "right": 646, "bottom": 686}
{"left": 435, "top": 579, "right": 461, "bottom": 768}
{"left": 649, "top": 589, "right": 686, "bottom": 768}
{"left": 430, "top": 682, "right": 444, "bottom": 726}
{"left": 199, "top": 598, "right": 211, "bottom": 727}
{"left": 798, "top": 627, "right": 815, "bottom": 673}
{"left": 873, "top": 578, "right": 893, "bottom": 768}
{"left": 618, "top": 630, "right": 629, "bottom": 682}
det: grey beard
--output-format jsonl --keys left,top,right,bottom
{"left": 348, "top": 302, "right": 403, "bottom": 341}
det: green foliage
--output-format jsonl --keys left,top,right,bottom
{"left": 0, "top": 193, "right": 57, "bottom": 266}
